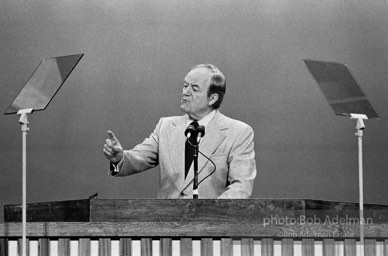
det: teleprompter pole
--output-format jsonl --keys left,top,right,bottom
{"left": 17, "top": 108, "right": 33, "bottom": 256}
{"left": 350, "top": 113, "right": 367, "bottom": 256}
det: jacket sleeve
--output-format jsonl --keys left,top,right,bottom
{"left": 218, "top": 124, "right": 257, "bottom": 199}
{"left": 109, "top": 118, "right": 163, "bottom": 177}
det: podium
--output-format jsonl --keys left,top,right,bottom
{"left": 2, "top": 199, "right": 388, "bottom": 255}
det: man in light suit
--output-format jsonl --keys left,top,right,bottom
{"left": 103, "top": 64, "right": 256, "bottom": 199}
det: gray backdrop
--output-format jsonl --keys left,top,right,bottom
{"left": 1, "top": 0, "right": 387, "bottom": 222}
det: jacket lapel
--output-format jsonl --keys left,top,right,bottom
{"left": 167, "top": 115, "right": 188, "bottom": 189}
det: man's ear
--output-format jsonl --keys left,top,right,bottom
{"left": 208, "top": 93, "right": 219, "bottom": 106}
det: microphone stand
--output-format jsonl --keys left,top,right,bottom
{"left": 193, "top": 139, "right": 199, "bottom": 199}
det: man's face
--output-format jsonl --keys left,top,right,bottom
{"left": 180, "top": 67, "right": 215, "bottom": 120}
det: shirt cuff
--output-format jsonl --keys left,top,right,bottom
{"left": 108, "top": 162, "right": 120, "bottom": 175}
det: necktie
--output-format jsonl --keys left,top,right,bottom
{"left": 185, "top": 121, "right": 198, "bottom": 178}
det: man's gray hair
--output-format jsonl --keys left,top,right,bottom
{"left": 191, "top": 64, "right": 226, "bottom": 109}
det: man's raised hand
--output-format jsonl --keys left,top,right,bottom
{"left": 103, "top": 130, "right": 124, "bottom": 164}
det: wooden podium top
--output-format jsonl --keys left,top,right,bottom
{"left": 5, "top": 198, "right": 388, "bottom": 224}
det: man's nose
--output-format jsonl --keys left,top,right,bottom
{"left": 183, "top": 86, "right": 191, "bottom": 95}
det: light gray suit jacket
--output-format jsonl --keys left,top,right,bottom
{"left": 111, "top": 111, "right": 257, "bottom": 199}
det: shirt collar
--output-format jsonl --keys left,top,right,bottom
{"left": 187, "top": 109, "right": 217, "bottom": 128}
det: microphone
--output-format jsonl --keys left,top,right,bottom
{"left": 184, "top": 122, "right": 199, "bottom": 139}
{"left": 196, "top": 125, "right": 205, "bottom": 143}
